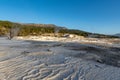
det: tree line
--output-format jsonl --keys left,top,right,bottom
{"left": 0, "top": 20, "right": 119, "bottom": 39}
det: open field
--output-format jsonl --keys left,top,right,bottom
{"left": 0, "top": 36, "right": 120, "bottom": 80}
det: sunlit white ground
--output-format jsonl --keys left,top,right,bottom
{"left": 0, "top": 36, "right": 120, "bottom": 80}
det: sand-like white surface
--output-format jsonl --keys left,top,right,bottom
{"left": 0, "top": 36, "right": 120, "bottom": 80}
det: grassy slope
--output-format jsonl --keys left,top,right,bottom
{"left": 0, "top": 20, "right": 119, "bottom": 38}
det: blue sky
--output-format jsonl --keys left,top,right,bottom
{"left": 0, "top": 0, "right": 120, "bottom": 34}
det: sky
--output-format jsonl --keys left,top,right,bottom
{"left": 0, "top": 0, "right": 120, "bottom": 34}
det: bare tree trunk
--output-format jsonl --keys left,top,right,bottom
{"left": 8, "top": 24, "right": 20, "bottom": 40}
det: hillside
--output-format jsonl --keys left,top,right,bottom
{"left": 0, "top": 21, "right": 120, "bottom": 80}
{"left": 114, "top": 33, "right": 120, "bottom": 37}
{"left": 0, "top": 20, "right": 118, "bottom": 38}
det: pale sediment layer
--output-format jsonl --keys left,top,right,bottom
{"left": 0, "top": 36, "right": 120, "bottom": 80}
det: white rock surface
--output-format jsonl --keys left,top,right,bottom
{"left": 0, "top": 37, "right": 120, "bottom": 80}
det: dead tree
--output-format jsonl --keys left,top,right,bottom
{"left": 8, "top": 24, "right": 20, "bottom": 40}
{"left": 54, "top": 27, "right": 62, "bottom": 37}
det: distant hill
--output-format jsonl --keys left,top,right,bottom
{"left": 0, "top": 20, "right": 119, "bottom": 38}
{"left": 114, "top": 33, "right": 120, "bottom": 37}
